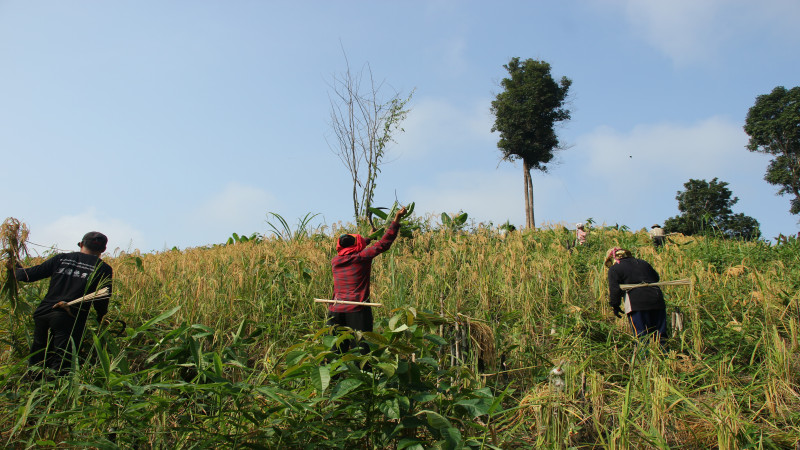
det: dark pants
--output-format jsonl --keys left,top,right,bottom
{"left": 30, "top": 311, "right": 86, "bottom": 373}
{"left": 327, "top": 308, "right": 373, "bottom": 354}
{"left": 652, "top": 236, "right": 665, "bottom": 248}
{"left": 628, "top": 309, "right": 667, "bottom": 346}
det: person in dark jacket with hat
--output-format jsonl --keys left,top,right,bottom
{"left": 328, "top": 207, "right": 407, "bottom": 353}
{"left": 11, "top": 232, "right": 113, "bottom": 375}
{"left": 605, "top": 247, "right": 667, "bottom": 346}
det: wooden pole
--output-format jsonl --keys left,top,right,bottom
{"left": 620, "top": 278, "right": 691, "bottom": 290}
{"left": 314, "top": 298, "right": 383, "bottom": 307}
{"left": 66, "top": 287, "right": 111, "bottom": 306}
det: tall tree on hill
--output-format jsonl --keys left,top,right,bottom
{"left": 491, "top": 57, "right": 571, "bottom": 229}
{"left": 744, "top": 86, "right": 800, "bottom": 216}
{"left": 663, "top": 178, "right": 761, "bottom": 240}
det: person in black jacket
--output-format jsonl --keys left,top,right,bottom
{"left": 11, "top": 232, "right": 113, "bottom": 375}
{"left": 605, "top": 247, "right": 667, "bottom": 346}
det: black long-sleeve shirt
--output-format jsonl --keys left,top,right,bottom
{"left": 15, "top": 252, "right": 113, "bottom": 320}
{"left": 607, "top": 258, "right": 665, "bottom": 312}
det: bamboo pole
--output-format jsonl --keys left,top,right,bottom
{"left": 620, "top": 278, "right": 691, "bottom": 290}
{"left": 314, "top": 298, "right": 383, "bottom": 307}
{"left": 66, "top": 287, "right": 111, "bottom": 306}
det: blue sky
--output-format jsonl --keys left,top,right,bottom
{"left": 2, "top": 0, "right": 799, "bottom": 253}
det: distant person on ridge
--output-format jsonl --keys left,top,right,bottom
{"left": 605, "top": 247, "right": 667, "bottom": 347}
{"left": 9, "top": 232, "right": 113, "bottom": 377}
{"left": 328, "top": 206, "right": 407, "bottom": 354}
{"left": 649, "top": 224, "right": 666, "bottom": 249}
{"left": 575, "top": 223, "right": 587, "bottom": 246}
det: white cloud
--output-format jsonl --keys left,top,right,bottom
{"left": 388, "top": 115, "right": 794, "bottom": 238}
{"left": 407, "top": 168, "right": 539, "bottom": 227}
{"left": 188, "top": 182, "right": 275, "bottom": 241}
{"left": 622, "top": 0, "right": 725, "bottom": 65}
{"left": 394, "top": 97, "right": 495, "bottom": 161}
{"left": 580, "top": 116, "right": 747, "bottom": 181}
{"left": 397, "top": 116, "right": 788, "bottom": 235}
{"left": 604, "top": 0, "right": 800, "bottom": 66}
{"left": 30, "top": 209, "right": 146, "bottom": 255}
{"left": 542, "top": 116, "right": 782, "bottom": 232}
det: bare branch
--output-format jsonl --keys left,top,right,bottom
{"left": 326, "top": 47, "right": 413, "bottom": 222}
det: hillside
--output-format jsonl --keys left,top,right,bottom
{"left": 2, "top": 225, "right": 799, "bottom": 448}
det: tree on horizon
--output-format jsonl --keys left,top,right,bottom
{"left": 744, "top": 85, "right": 800, "bottom": 217}
{"left": 664, "top": 177, "right": 761, "bottom": 240}
{"left": 490, "top": 57, "right": 571, "bottom": 229}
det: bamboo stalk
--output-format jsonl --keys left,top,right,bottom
{"left": 620, "top": 278, "right": 691, "bottom": 290}
{"left": 313, "top": 298, "right": 383, "bottom": 307}
{"left": 66, "top": 287, "right": 111, "bottom": 306}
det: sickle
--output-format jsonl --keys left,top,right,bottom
{"left": 368, "top": 211, "right": 376, "bottom": 232}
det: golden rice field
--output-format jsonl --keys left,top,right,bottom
{"left": 1, "top": 223, "right": 799, "bottom": 448}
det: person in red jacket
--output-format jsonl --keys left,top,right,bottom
{"left": 329, "top": 206, "right": 407, "bottom": 353}
{"left": 11, "top": 232, "right": 113, "bottom": 376}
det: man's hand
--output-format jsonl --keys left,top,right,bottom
{"left": 612, "top": 305, "right": 624, "bottom": 318}
{"left": 4, "top": 259, "right": 14, "bottom": 271}
{"left": 394, "top": 206, "right": 408, "bottom": 222}
{"left": 53, "top": 301, "right": 75, "bottom": 317}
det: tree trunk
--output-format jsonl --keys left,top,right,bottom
{"left": 523, "top": 161, "right": 535, "bottom": 229}
{"left": 523, "top": 163, "right": 530, "bottom": 229}
{"left": 528, "top": 165, "right": 535, "bottom": 228}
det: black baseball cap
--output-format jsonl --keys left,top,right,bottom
{"left": 80, "top": 231, "right": 108, "bottom": 252}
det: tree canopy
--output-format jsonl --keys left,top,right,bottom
{"left": 744, "top": 86, "right": 800, "bottom": 215}
{"left": 490, "top": 57, "right": 571, "bottom": 228}
{"left": 664, "top": 178, "right": 761, "bottom": 240}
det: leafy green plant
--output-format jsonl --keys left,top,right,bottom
{"left": 272, "top": 307, "right": 507, "bottom": 449}
{"left": 367, "top": 202, "right": 417, "bottom": 239}
{"left": 440, "top": 211, "right": 469, "bottom": 232}
{"left": 226, "top": 232, "right": 262, "bottom": 245}
{"left": 266, "top": 212, "right": 321, "bottom": 241}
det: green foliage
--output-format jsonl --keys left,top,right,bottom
{"left": 490, "top": 57, "right": 571, "bottom": 170}
{"left": 723, "top": 213, "right": 762, "bottom": 240}
{"left": 1, "top": 307, "right": 505, "bottom": 448}
{"left": 367, "top": 202, "right": 418, "bottom": 239}
{"left": 271, "top": 307, "right": 505, "bottom": 448}
{"left": 266, "top": 212, "right": 321, "bottom": 241}
{"left": 226, "top": 232, "right": 263, "bottom": 245}
{"left": 664, "top": 178, "right": 761, "bottom": 240}
{"left": 744, "top": 86, "right": 800, "bottom": 214}
{"left": 440, "top": 211, "right": 468, "bottom": 232}
{"left": 362, "top": 91, "right": 414, "bottom": 219}
{"left": 490, "top": 57, "right": 571, "bottom": 228}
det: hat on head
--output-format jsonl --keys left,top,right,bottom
{"left": 81, "top": 231, "right": 108, "bottom": 252}
{"left": 651, "top": 224, "right": 660, "bottom": 228}
{"left": 604, "top": 247, "right": 631, "bottom": 267}
{"left": 576, "top": 223, "right": 584, "bottom": 229}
